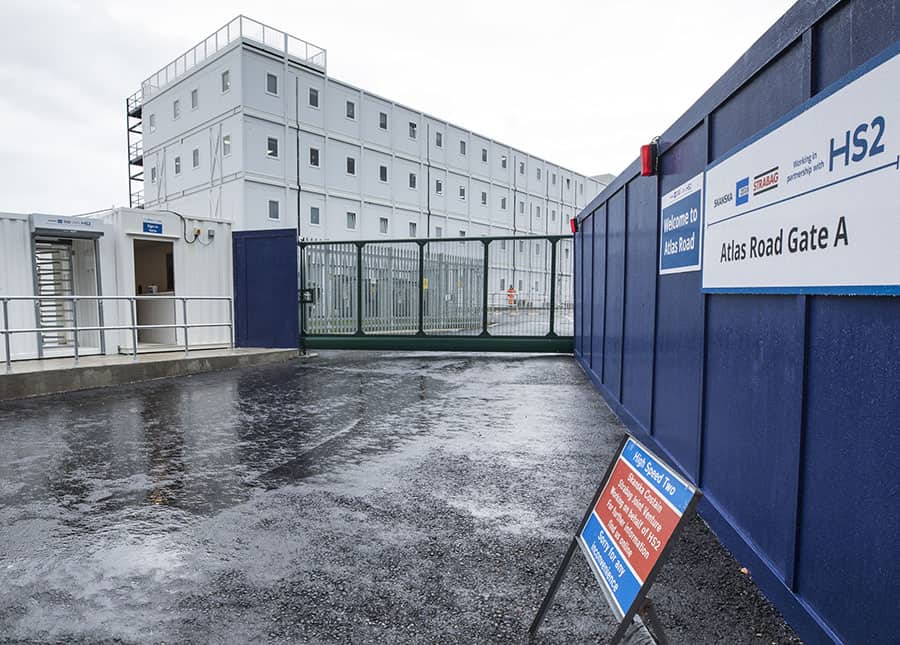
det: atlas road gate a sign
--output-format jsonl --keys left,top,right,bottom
{"left": 531, "top": 436, "right": 700, "bottom": 643}
{"left": 703, "top": 42, "right": 900, "bottom": 294}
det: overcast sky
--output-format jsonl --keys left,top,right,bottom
{"left": 0, "top": 0, "right": 796, "bottom": 214}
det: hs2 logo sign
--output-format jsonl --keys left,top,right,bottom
{"left": 829, "top": 116, "right": 886, "bottom": 171}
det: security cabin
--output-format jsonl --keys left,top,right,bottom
{"left": 0, "top": 209, "right": 232, "bottom": 364}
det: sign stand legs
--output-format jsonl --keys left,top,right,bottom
{"left": 528, "top": 537, "right": 578, "bottom": 637}
{"left": 639, "top": 599, "right": 669, "bottom": 645}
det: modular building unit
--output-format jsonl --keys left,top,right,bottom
{"left": 0, "top": 208, "right": 233, "bottom": 363}
{"left": 126, "top": 17, "right": 602, "bottom": 307}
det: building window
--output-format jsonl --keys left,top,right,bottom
{"left": 309, "top": 147, "right": 320, "bottom": 167}
{"left": 346, "top": 156, "right": 356, "bottom": 175}
{"left": 223, "top": 134, "right": 232, "bottom": 156}
{"left": 481, "top": 148, "right": 488, "bottom": 163}
{"left": 409, "top": 222, "right": 417, "bottom": 237}
{"left": 267, "top": 137, "right": 279, "bottom": 159}
{"left": 500, "top": 197, "right": 507, "bottom": 210}
{"left": 191, "top": 89, "right": 198, "bottom": 109}
{"left": 379, "top": 165, "right": 388, "bottom": 182}
{"left": 268, "top": 200, "right": 280, "bottom": 220}
{"left": 519, "top": 240, "right": 525, "bottom": 252}
{"left": 564, "top": 247, "right": 570, "bottom": 259}
{"left": 536, "top": 206, "right": 541, "bottom": 218}
{"left": 173, "top": 99, "right": 180, "bottom": 119}
{"left": 435, "top": 179, "right": 443, "bottom": 195}
{"left": 459, "top": 230, "right": 466, "bottom": 238}
{"left": 566, "top": 178, "right": 571, "bottom": 189}
{"left": 551, "top": 209, "right": 556, "bottom": 221}
{"left": 221, "top": 70, "right": 230, "bottom": 93}
{"left": 480, "top": 191, "right": 487, "bottom": 206}
{"left": 458, "top": 185, "right": 466, "bottom": 200}
{"left": 148, "top": 114, "right": 156, "bottom": 133}
{"left": 519, "top": 161, "right": 525, "bottom": 175}
{"left": 192, "top": 148, "right": 200, "bottom": 168}
{"left": 500, "top": 278, "right": 505, "bottom": 291}
{"left": 459, "top": 140, "right": 466, "bottom": 155}
{"left": 435, "top": 131, "right": 443, "bottom": 147}
{"left": 535, "top": 244, "right": 541, "bottom": 255}
{"left": 379, "top": 217, "right": 389, "bottom": 234}
{"left": 150, "top": 167, "right": 157, "bottom": 183}
{"left": 266, "top": 72, "right": 278, "bottom": 95}
{"left": 501, "top": 155, "right": 507, "bottom": 169}
{"left": 310, "top": 206, "right": 320, "bottom": 225}
{"left": 308, "top": 87, "right": 319, "bottom": 108}
{"left": 552, "top": 173, "right": 557, "bottom": 185}
{"left": 500, "top": 239, "right": 507, "bottom": 250}
{"left": 409, "top": 122, "right": 417, "bottom": 139}
{"left": 174, "top": 156, "right": 181, "bottom": 175}
{"left": 346, "top": 211, "right": 357, "bottom": 229}
{"left": 519, "top": 201, "right": 525, "bottom": 214}
{"left": 537, "top": 167, "right": 542, "bottom": 180}
{"left": 408, "top": 173, "right": 417, "bottom": 189}
{"left": 580, "top": 182, "right": 584, "bottom": 194}
{"left": 435, "top": 226, "right": 443, "bottom": 238}
{"left": 518, "top": 280, "right": 523, "bottom": 292}
{"left": 379, "top": 112, "right": 388, "bottom": 130}
{"left": 345, "top": 100, "right": 356, "bottom": 120}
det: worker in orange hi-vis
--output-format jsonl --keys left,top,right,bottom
{"left": 507, "top": 285, "right": 516, "bottom": 305}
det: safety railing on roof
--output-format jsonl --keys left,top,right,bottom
{"left": 139, "top": 16, "right": 327, "bottom": 100}
{"left": 0, "top": 295, "right": 234, "bottom": 371}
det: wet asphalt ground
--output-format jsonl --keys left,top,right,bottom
{"left": 0, "top": 352, "right": 801, "bottom": 644}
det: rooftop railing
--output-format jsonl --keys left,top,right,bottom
{"left": 139, "top": 16, "right": 327, "bottom": 103}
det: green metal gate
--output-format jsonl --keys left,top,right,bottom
{"left": 299, "top": 235, "right": 574, "bottom": 352}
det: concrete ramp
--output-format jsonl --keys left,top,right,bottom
{"left": 0, "top": 348, "right": 298, "bottom": 400}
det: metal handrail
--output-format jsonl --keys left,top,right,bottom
{"left": 1, "top": 295, "right": 234, "bottom": 372}
{"left": 128, "top": 140, "right": 143, "bottom": 161}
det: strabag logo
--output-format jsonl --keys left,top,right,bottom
{"left": 752, "top": 166, "right": 779, "bottom": 196}
{"left": 735, "top": 177, "right": 749, "bottom": 205}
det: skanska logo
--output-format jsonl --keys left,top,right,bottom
{"left": 735, "top": 177, "right": 749, "bottom": 205}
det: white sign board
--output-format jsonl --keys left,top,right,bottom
{"left": 703, "top": 45, "right": 900, "bottom": 294}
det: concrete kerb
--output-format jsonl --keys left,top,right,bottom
{"left": 0, "top": 349, "right": 302, "bottom": 401}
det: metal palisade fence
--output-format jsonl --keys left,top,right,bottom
{"left": 299, "top": 235, "right": 574, "bottom": 352}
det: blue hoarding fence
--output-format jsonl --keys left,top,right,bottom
{"left": 572, "top": 2, "right": 899, "bottom": 644}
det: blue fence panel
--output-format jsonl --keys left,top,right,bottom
{"left": 702, "top": 294, "right": 805, "bottom": 581}
{"left": 797, "top": 296, "right": 900, "bottom": 645}
{"left": 590, "top": 206, "right": 607, "bottom": 381}
{"left": 620, "top": 180, "right": 656, "bottom": 431}
{"left": 582, "top": 212, "right": 594, "bottom": 369}
{"left": 708, "top": 41, "right": 807, "bottom": 160}
{"left": 571, "top": 2, "right": 900, "bottom": 643}
{"left": 233, "top": 229, "right": 299, "bottom": 349}
{"left": 602, "top": 190, "right": 625, "bottom": 399}
{"left": 573, "top": 228, "right": 583, "bottom": 356}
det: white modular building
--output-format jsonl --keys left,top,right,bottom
{"left": 0, "top": 209, "right": 232, "bottom": 364}
{"left": 127, "top": 16, "right": 602, "bottom": 243}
